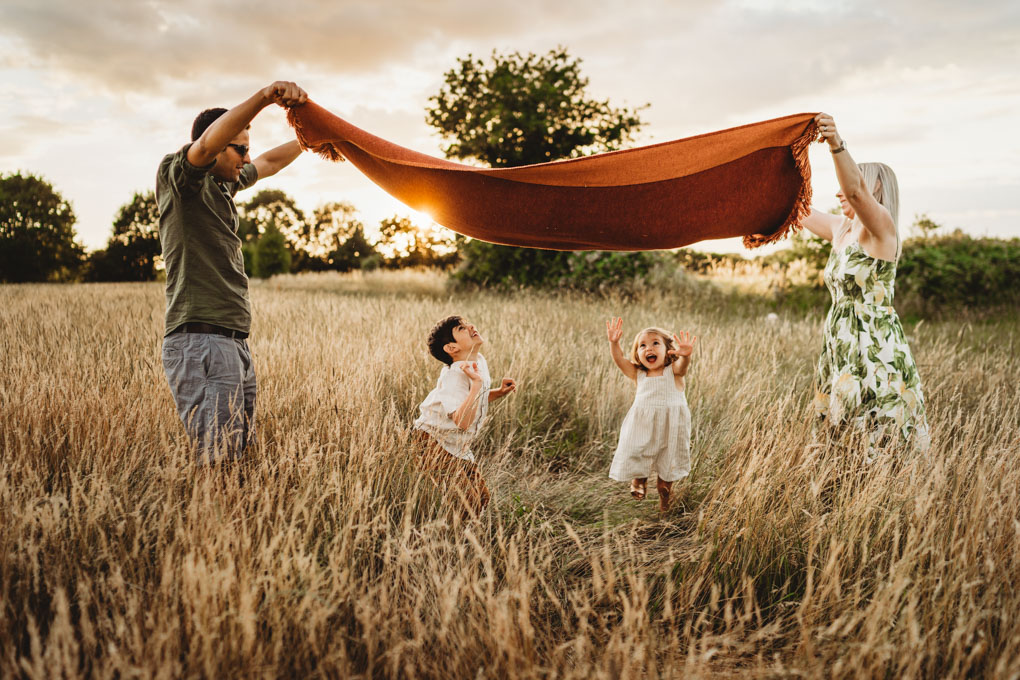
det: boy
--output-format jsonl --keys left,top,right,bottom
{"left": 413, "top": 315, "right": 517, "bottom": 516}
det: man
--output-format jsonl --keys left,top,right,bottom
{"left": 156, "top": 81, "right": 307, "bottom": 464}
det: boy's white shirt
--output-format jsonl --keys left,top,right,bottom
{"left": 413, "top": 354, "right": 491, "bottom": 462}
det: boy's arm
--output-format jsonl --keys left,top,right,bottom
{"left": 253, "top": 140, "right": 303, "bottom": 180}
{"left": 450, "top": 363, "right": 485, "bottom": 430}
{"left": 488, "top": 378, "right": 517, "bottom": 402}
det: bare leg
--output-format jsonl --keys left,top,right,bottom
{"left": 630, "top": 477, "right": 647, "bottom": 500}
{"left": 657, "top": 478, "right": 673, "bottom": 513}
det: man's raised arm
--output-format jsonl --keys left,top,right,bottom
{"left": 187, "top": 81, "right": 307, "bottom": 167}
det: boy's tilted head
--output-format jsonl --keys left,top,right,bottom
{"left": 427, "top": 315, "right": 484, "bottom": 365}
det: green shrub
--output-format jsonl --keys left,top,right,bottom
{"left": 897, "top": 231, "right": 1020, "bottom": 310}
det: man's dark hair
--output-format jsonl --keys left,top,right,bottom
{"left": 191, "top": 108, "right": 228, "bottom": 141}
{"left": 427, "top": 315, "right": 463, "bottom": 365}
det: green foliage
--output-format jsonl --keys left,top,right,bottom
{"left": 426, "top": 47, "right": 646, "bottom": 286}
{"left": 897, "top": 231, "right": 1020, "bottom": 310}
{"left": 911, "top": 212, "right": 942, "bottom": 239}
{"left": 762, "top": 229, "right": 832, "bottom": 272}
{"left": 376, "top": 216, "right": 458, "bottom": 269}
{"left": 252, "top": 222, "right": 291, "bottom": 278}
{"left": 85, "top": 191, "right": 161, "bottom": 281}
{"left": 426, "top": 46, "right": 646, "bottom": 168}
{"left": 312, "top": 202, "right": 379, "bottom": 272}
{"left": 238, "top": 189, "right": 305, "bottom": 243}
{"left": 453, "top": 244, "right": 668, "bottom": 292}
{"left": 330, "top": 226, "right": 376, "bottom": 272}
{"left": 0, "top": 171, "right": 84, "bottom": 282}
{"left": 240, "top": 194, "right": 380, "bottom": 273}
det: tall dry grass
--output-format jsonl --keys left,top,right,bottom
{"left": 1, "top": 270, "right": 1018, "bottom": 679}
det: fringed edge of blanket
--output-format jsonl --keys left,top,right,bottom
{"left": 742, "top": 120, "right": 818, "bottom": 249}
{"left": 286, "top": 107, "right": 347, "bottom": 163}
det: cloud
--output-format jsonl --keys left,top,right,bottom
{"left": 3, "top": 0, "right": 1015, "bottom": 126}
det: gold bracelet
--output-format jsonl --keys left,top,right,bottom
{"left": 831, "top": 140, "right": 847, "bottom": 155}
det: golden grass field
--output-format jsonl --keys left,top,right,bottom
{"left": 2, "top": 269, "right": 1018, "bottom": 679}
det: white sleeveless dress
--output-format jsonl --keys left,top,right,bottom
{"left": 609, "top": 370, "right": 692, "bottom": 483}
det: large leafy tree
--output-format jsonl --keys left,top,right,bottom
{"left": 310, "top": 201, "right": 378, "bottom": 271}
{"left": 0, "top": 171, "right": 84, "bottom": 282}
{"left": 425, "top": 47, "right": 646, "bottom": 285}
{"left": 85, "top": 190, "right": 162, "bottom": 281}
{"left": 252, "top": 222, "right": 291, "bottom": 278}
{"left": 239, "top": 189, "right": 306, "bottom": 242}
{"left": 239, "top": 188, "right": 311, "bottom": 272}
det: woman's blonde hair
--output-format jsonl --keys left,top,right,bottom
{"left": 857, "top": 162, "right": 901, "bottom": 256}
{"left": 629, "top": 327, "right": 677, "bottom": 371}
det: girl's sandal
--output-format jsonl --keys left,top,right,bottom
{"left": 630, "top": 479, "right": 647, "bottom": 500}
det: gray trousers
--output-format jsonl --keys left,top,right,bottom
{"left": 162, "top": 332, "right": 256, "bottom": 464}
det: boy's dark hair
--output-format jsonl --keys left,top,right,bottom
{"left": 427, "top": 315, "right": 463, "bottom": 365}
{"left": 191, "top": 108, "right": 228, "bottom": 141}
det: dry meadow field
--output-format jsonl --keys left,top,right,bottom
{"left": 2, "top": 269, "right": 1018, "bottom": 679}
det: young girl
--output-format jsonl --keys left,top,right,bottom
{"left": 605, "top": 317, "right": 696, "bottom": 512}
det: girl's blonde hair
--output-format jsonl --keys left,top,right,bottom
{"left": 629, "top": 327, "right": 677, "bottom": 371}
{"left": 857, "top": 162, "right": 901, "bottom": 257}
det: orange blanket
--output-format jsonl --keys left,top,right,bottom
{"left": 288, "top": 102, "right": 818, "bottom": 250}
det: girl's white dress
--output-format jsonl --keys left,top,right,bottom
{"left": 609, "top": 370, "right": 691, "bottom": 483}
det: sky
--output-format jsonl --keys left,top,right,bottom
{"left": 1, "top": 0, "right": 1018, "bottom": 254}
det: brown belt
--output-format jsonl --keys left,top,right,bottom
{"left": 171, "top": 322, "right": 249, "bottom": 339}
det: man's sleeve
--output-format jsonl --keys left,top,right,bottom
{"left": 162, "top": 143, "right": 214, "bottom": 196}
{"left": 436, "top": 368, "right": 471, "bottom": 417}
{"left": 236, "top": 163, "right": 259, "bottom": 192}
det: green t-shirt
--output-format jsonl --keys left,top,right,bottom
{"left": 156, "top": 143, "right": 259, "bottom": 335}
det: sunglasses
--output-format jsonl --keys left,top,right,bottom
{"left": 226, "top": 143, "right": 249, "bottom": 157}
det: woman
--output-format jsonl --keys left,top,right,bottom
{"left": 798, "top": 112, "right": 929, "bottom": 453}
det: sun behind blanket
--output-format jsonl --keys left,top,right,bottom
{"left": 288, "top": 102, "right": 818, "bottom": 252}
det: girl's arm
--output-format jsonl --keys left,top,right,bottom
{"left": 606, "top": 317, "right": 638, "bottom": 381}
{"left": 669, "top": 331, "right": 697, "bottom": 377}
{"left": 815, "top": 113, "right": 897, "bottom": 257}
{"left": 450, "top": 363, "right": 485, "bottom": 430}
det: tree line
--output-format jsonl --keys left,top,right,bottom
{"left": 0, "top": 173, "right": 460, "bottom": 283}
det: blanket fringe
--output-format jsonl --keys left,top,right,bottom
{"left": 742, "top": 119, "right": 818, "bottom": 249}
{"left": 286, "top": 106, "right": 347, "bottom": 163}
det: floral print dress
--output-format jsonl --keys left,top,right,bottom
{"left": 814, "top": 231, "right": 930, "bottom": 451}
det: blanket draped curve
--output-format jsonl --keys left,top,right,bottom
{"left": 287, "top": 101, "right": 819, "bottom": 251}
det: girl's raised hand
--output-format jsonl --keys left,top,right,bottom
{"left": 670, "top": 330, "right": 697, "bottom": 358}
{"left": 606, "top": 317, "right": 624, "bottom": 343}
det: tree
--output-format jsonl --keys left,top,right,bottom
{"left": 376, "top": 216, "right": 458, "bottom": 268}
{"left": 912, "top": 213, "right": 943, "bottom": 240}
{"left": 0, "top": 171, "right": 84, "bottom": 282}
{"left": 311, "top": 201, "right": 378, "bottom": 271}
{"left": 85, "top": 190, "right": 162, "bottom": 281}
{"left": 252, "top": 222, "right": 291, "bottom": 278}
{"left": 238, "top": 189, "right": 305, "bottom": 243}
{"left": 426, "top": 47, "right": 646, "bottom": 168}
{"left": 238, "top": 188, "right": 308, "bottom": 266}
{"left": 425, "top": 47, "right": 646, "bottom": 286}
